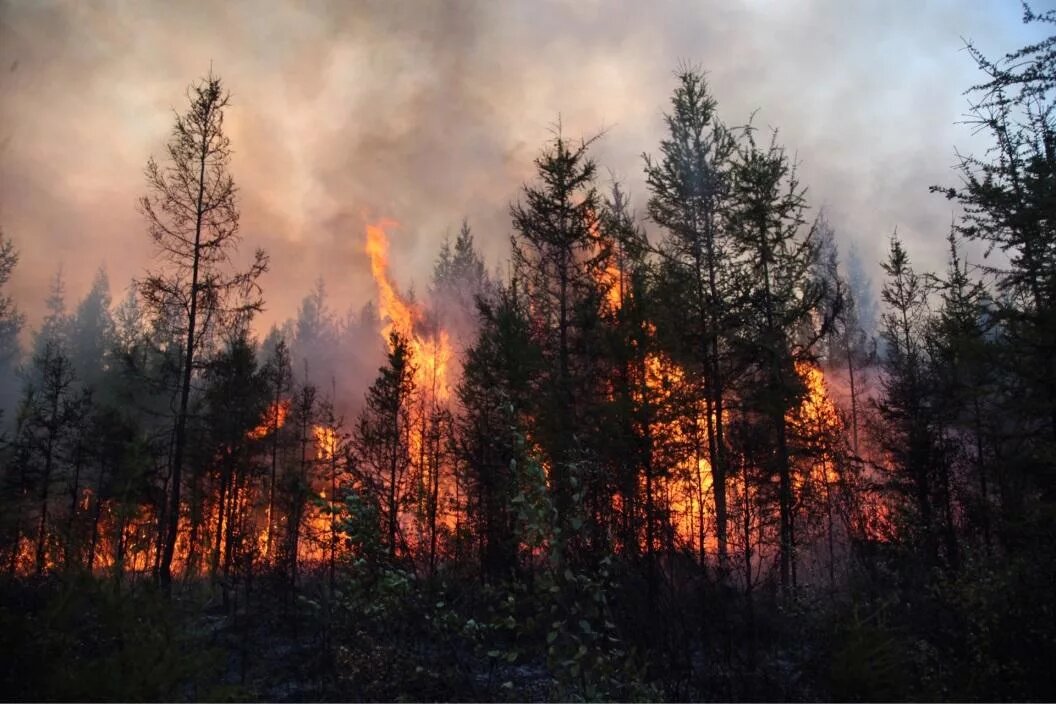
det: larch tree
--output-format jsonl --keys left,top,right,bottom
{"left": 138, "top": 73, "right": 268, "bottom": 589}
{"left": 875, "top": 235, "right": 941, "bottom": 566}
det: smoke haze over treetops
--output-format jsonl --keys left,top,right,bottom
{"left": 0, "top": 0, "right": 1045, "bottom": 336}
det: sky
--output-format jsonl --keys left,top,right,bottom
{"left": 0, "top": 0, "right": 1050, "bottom": 340}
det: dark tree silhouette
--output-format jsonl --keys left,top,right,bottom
{"left": 138, "top": 72, "right": 268, "bottom": 590}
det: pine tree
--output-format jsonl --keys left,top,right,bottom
{"left": 353, "top": 332, "right": 416, "bottom": 561}
{"left": 138, "top": 72, "right": 268, "bottom": 589}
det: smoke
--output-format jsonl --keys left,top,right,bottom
{"left": 0, "top": 0, "right": 1047, "bottom": 345}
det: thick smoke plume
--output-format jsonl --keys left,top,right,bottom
{"left": 0, "top": 0, "right": 1046, "bottom": 343}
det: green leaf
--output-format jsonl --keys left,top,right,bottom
{"left": 506, "top": 650, "right": 519, "bottom": 663}
{"left": 487, "top": 649, "right": 500, "bottom": 658}
{"left": 579, "top": 619, "right": 593, "bottom": 634}
{"left": 547, "top": 630, "right": 558, "bottom": 644}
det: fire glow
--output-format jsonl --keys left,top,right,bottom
{"left": 365, "top": 219, "right": 454, "bottom": 403}
{"left": 8, "top": 220, "right": 881, "bottom": 582}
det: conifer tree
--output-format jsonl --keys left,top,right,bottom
{"left": 645, "top": 69, "right": 738, "bottom": 571}
{"left": 510, "top": 130, "right": 605, "bottom": 536}
{"left": 0, "top": 230, "right": 25, "bottom": 417}
{"left": 353, "top": 332, "right": 416, "bottom": 560}
{"left": 456, "top": 282, "right": 536, "bottom": 581}
{"left": 875, "top": 235, "right": 941, "bottom": 565}
{"left": 727, "top": 123, "right": 839, "bottom": 590}
{"left": 138, "top": 72, "right": 268, "bottom": 589}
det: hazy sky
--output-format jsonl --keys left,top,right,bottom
{"left": 0, "top": 0, "right": 1048, "bottom": 339}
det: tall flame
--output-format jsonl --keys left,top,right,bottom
{"left": 366, "top": 219, "right": 416, "bottom": 344}
{"left": 364, "top": 218, "right": 459, "bottom": 552}
{"left": 364, "top": 219, "right": 453, "bottom": 402}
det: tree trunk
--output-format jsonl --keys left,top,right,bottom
{"left": 159, "top": 131, "right": 209, "bottom": 592}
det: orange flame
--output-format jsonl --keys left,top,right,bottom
{"left": 366, "top": 219, "right": 416, "bottom": 344}
{"left": 247, "top": 400, "right": 290, "bottom": 440}
{"left": 313, "top": 425, "right": 339, "bottom": 461}
{"left": 587, "top": 207, "right": 624, "bottom": 312}
{"left": 364, "top": 219, "right": 453, "bottom": 402}
{"left": 364, "top": 218, "right": 459, "bottom": 556}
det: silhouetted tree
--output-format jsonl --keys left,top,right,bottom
{"left": 353, "top": 332, "right": 416, "bottom": 561}
{"left": 727, "top": 122, "right": 840, "bottom": 590}
{"left": 138, "top": 72, "right": 268, "bottom": 590}
{"left": 511, "top": 130, "right": 605, "bottom": 537}
{"left": 875, "top": 235, "right": 942, "bottom": 566}
{"left": 645, "top": 69, "right": 738, "bottom": 572}
{"left": 456, "top": 282, "right": 537, "bottom": 581}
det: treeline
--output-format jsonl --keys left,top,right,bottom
{"left": 1, "top": 10, "right": 1055, "bottom": 702}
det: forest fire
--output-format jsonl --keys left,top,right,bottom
{"left": 10, "top": 16, "right": 1054, "bottom": 695}
{"left": 628, "top": 351, "right": 851, "bottom": 562}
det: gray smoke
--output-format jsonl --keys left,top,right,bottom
{"left": 0, "top": 0, "right": 1046, "bottom": 342}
